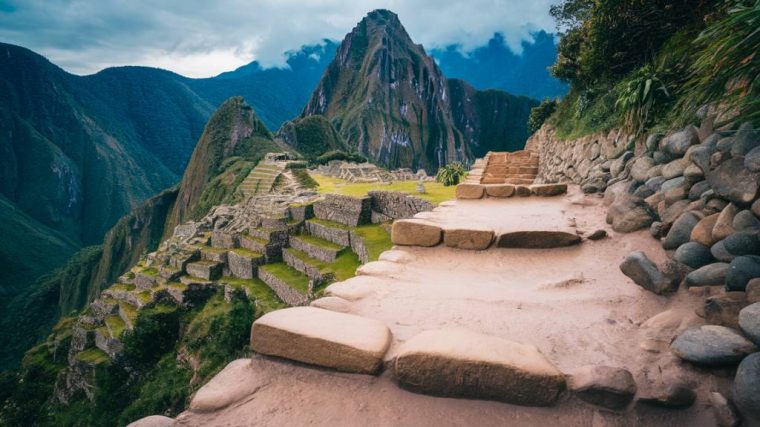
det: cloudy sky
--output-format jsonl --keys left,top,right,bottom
{"left": 0, "top": 0, "right": 557, "bottom": 78}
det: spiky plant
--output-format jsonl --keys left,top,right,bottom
{"left": 435, "top": 162, "right": 467, "bottom": 187}
{"left": 615, "top": 64, "right": 670, "bottom": 133}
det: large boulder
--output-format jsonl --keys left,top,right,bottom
{"left": 443, "top": 227, "right": 494, "bottom": 250}
{"left": 391, "top": 219, "right": 442, "bottom": 247}
{"left": 250, "top": 307, "right": 391, "bottom": 374}
{"left": 712, "top": 240, "right": 737, "bottom": 263}
{"left": 661, "top": 158, "right": 689, "bottom": 179}
{"left": 670, "top": 325, "right": 757, "bottom": 366}
{"left": 456, "top": 184, "right": 485, "bottom": 199}
{"left": 484, "top": 184, "right": 515, "bottom": 198}
{"left": 731, "top": 122, "right": 760, "bottom": 157}
{"left": 727, "top": 255, "right": 760, "bottom": 291}
{"left": 530, "top": 183, "right": 567, "bottom": 196}
{"left": 620, "top": 251, "right": 676, "bottom": 294}
{"left": 707, "top": 157, "right": 760, "bottom": 205}
{"left": 724, "top": 231, "right": 760, "bottom": 256}
{"left": 674, "top": 242, "right": 715, "bottom": 269}
{"left": 738, "top": 303, "right": 760, "bottom": 346}
{"left": 393, "top": 328, "right": 565, "bottom": 406}
{"left": 607, "top": 196, "right": 656, "bottom": 233}
{"left": 688, "top": 180, "right": 711, "bottom": 200}
{"left": 733, "top": 353, "right": 760, "bottom": 424}
{"left": 662, "top": 212, "right": 700, "bottom": 250}
{"left": 746, "top": 146, "right": 760, "bottom": 172}
{"left": 733, "top": 210, "right": 760, "bottom": 232}
{"left": 684, "top": 263, "right": 729, "bottom": 287}
{"left": 690, "top": 213, "right": 720, "bottom": 247}
{"left": 567, "top": 365, "right": 636, "bottom": 411}
{"left": 714, "top": 203, "right": 740, "bottom": 241}
{"left": 630, "top": 157, "right": 656, "bottom": 183}
{"left": 666, "top": 126, "right": 700, "bottom": 156}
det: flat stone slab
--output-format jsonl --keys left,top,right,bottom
{"left": 391, "top": 219, "right": 442, "bottom": 247}
{"left": 393, "top": 328, "right": 565, "bottom": 406}
{"left": 530, "top": 183, "right": 567, "bottom": 196}
{"left": 484, "top": 184, "right": 515, "bottom": 198}
{"left": 378, "top": 250, "right": 417, "bottom": 264}
{"left": 310, "top": 296, "right": 352, "bottom": 313}
{"left": 670, "top": 325, "right": 757, "bottom": 366}
{"left": 456, "top": 184, "right": 485, "bottom": 199}
{"left": 443, "top": 226, "right": 495, "bottom": 250}
{"left": 251, "top": 307, "right": 392, "bottom": 374}
{"left": 189, "top": 359, "right": 259, "bottom": 413}
{"left": 497, "top": 231, "right": 581, "bottom": 249}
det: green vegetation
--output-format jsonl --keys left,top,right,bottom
{"left": 545, "top": 0, "right": 741, "bottom": 138}
{"left": 105, "top": 315, "right": 127, "bottom": 338}
{"left": 220, "top": 276, "right": 286, "bottom": 314}
{"left": 260, "top": 263, "right": 310, "bottom": 294}
{"left": 528, "top": 99, "right": 558, "bottom": 133}
{"left": 312, "top": 174, "right": 456, "bottom": 205}
{"left": 313, "top": 150, "right": 368, "bottom": 165}
{"left": 291, "top": 167, "right": 319, "bottom": 189}
{"left": 287, "top": 247, "right": 361, "bottom": 284}
{"left": 435, "top": 162, "right": 467, "bottom": 186}
{"left": 294, "top": 234, "right": 344, "bottom": 251}
{"left": 277, "top": 115, "right": 348, "bottom": 160}
{"left": 352, "top": 224, "right": 393, "bottom": 261}
{"left": 229, "top": 247, "right": 264, "bottom": 258}
{"left": 75, "top": 348, "right": 110, "bottom": 365}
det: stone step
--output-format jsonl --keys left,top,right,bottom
{"left": 282, "top": 248, "right": 334, "bottom": 283}
{"left": 248, "top": 227, "right": 289, "bottom": 244}
{"left": 251, "top": 306, "right": 392, "bottom": 374}
{"left": 393, "top": 328, "right": 565, "bottom": 406}
{"left": 118, "top": 302, "right": 138, "bottom": 329}
{"left": 227, "top": 248, "right": 266, "bottom": 280}
{"left": 304, "top": 219, "right": 351, "bottom": 247}
{"left": 186, "top": 260, "right": 223, "bottom": 281}
{"left": 289, "top": 234, "right": 343, "bottom": 263}
{"left": 257, "top": 263, "right": 311, "bottom": 306}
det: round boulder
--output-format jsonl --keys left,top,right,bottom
{"left": 674, "top": 242, "right": 715, "bottom": 269}
{"left": 663, "top": 212, "right": 700, "bottom": 250}
{"left": 713, "top": 203, "right": 740, "bottom": 241}
{"left": 745, "top": 146, "right": 760, "bottom": 173}
{"left": 670, "top": 325, "right": 757, "bottom": 366}
{"left": 738, "top": 303, "right": 760, "bottom": 346}
{"left": 733, "top": 210, "right": 760, "bottom": 232}
{"left": 707, "top": 157, "right": 760, "bottom": 205}
{"left": 690, "top": 213, "right": 720, "bottom": 247}
{"left": 568, "top": 365, "right": 636, "bottom": 411}
{"left": 724, "top": 231, "right": 760, "bottom": 256}
{"left": 684, "top": 262, "right": 729, "bottom": 287}
{"left": 620, "top": 251, "right": 676, "bottom": 294}
{"left": 711, "top": 240, "right": 736, "bottom": 263}
{"left": 734, "top": 353, "right": 760, "bottom": 424}
{"left": 727, "top": 255, "right": 760, "bottom": 291}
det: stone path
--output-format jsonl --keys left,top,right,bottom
{"left": 166, "top": 184, "right": 731, "bottom": 426}
{"left": 469, "top": 150, "right": 540, "bottom": 185}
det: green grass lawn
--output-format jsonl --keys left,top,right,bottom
{"left": 104, "top": 314, "right": 126, "bottom": 338}
{"left": 312, "top": 174, "right": 456, "bottom": 205}
{"left": 293, "top": 233, "right": 344, "bottom": 251}
{"left": 75, "top": 347, "right": 110, "bottom": 365}
{"left": 352, "top": 224, "right": 393, "bottom": 261}
{"left": 259, "top": 263, "right": 310, "bottom": 294}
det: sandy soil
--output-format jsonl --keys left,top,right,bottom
{"left": 176, "top": 186, "right": 732, "bottom": 426}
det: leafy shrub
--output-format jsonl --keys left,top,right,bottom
{"left": 615, "top": 64, "right": 671, "bottom": 133}
{"left": 680, "top": 0, "right": 760, "bottom": 124}
{"left": 435, "top": 162, "right": 467, "bottom": 186}
{"left": 528, "top": 99, "right": 558, "bottom": 133}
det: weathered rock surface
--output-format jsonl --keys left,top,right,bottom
{"left": 727, "top": 255, "right": 760, "bottom": 291}
{"left": 484, "top": 184, "right": 515, "bottom": 198}
{"left": 733, "top": 352, "right": 760, "bottom": 424}
{"left": 607, "top": 196, "right": 656, "bottom": 233}
{"left": 733, "top": 210, "right": 760, "bottom": 232}
{"left": 747, "top": 279, "right": 760, "bottom": 303}
{"left": 620, "top": 251, "right": 676, "bottom": 294}
{"left": 724, "top": 231, "right": 760, "bottom": 256}
{"left": 393, "top": 328, "right": 565, "bottom": 406}
{"left": 712, "top": 240, "right": 736, "bottom": 263}
{"left": 704, "top": 292, "right": 749, "bottom": 328}
{"left": 568, "top": 365, "right": 636, "bottom": 411}
{"left": 189, "top": 359, "right": 259, "bottom": 412}
{"left": 663, "top": 212, "right": 700, "bottom": 250}
{"left": 443, "top": 227, "right": 494, "bottom": 250}
{"left": 250, "top": 307, "right": 391, "bottom": 374}
{"left": 639, "top": 383, "right": 697, "bottom": 408}
{"left": 691, "top": 213, "right": 720, "bottom": 247}
{"left": 391, "top": 219, "right": 442, "bottom": 247}
{"left": 738, "top": 303, "right": 760, "bottom": 346}
{"left": 674, "top": 242, "right": 714, "bottom": 269}
{"left": 746, "top": 146, "right": 760, "bottom": 172}
{"left": 666, "top": 126, "right": 700, "bottom": 156}
{"left": 496, "top": 231, "right": 581, "bottom": 249}
{"left": 530, "top": 183, "right": 567, "bottom": 197}
{"left": 378, "top": 250, "right": 417, "bottom": 264}
{"left": 310, "top": 296, "right": 352, "bottom": 313}
{"left": 714, "top": 204, "right": 740, "bottom": 241}
{"left": 686, "top": 262, "right": 728, "bottom": 287}
{"left": 670, "top": 325, "right": 757, "bottom": 366}
{"left": 707, "top": 158, "right": 760, "bottom": 205}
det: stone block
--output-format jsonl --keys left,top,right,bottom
{"left": 391, "top": 219, "right": 442, "bottom": 247}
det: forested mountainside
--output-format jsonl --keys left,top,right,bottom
{"left": 0, "top": 41, "right": 332, "bottom": 310}
{"left": 301, "top": 9, "right": 538, "bottom": 172}
{"left": 0, "top": 97, "right": 286, "bottom": 371}
{"left": 432, "top": 31, "right": 568, "bottom": 100}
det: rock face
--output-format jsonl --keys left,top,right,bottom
{"left": 393, "top": 328, "right": 565, "bottom": 406}
{"left": 567, "top": 365, "right": 636, "bottom": 411}
{"left": 733, "top": 353, "right": 760, "bottom": 424}
{"left": 301, "top": 9, "right": 536, "bottom": 171}
{"left": 250, "top": 307, "right": 391, "bottom": 374}
{"left": 670, "top": 325, "right": 757, "bottom": 366}
{"left": 620, "top": 251, "right": 676, "bottom": 294}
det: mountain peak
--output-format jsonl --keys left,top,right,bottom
{"left": 362, "top": 9, "right": 401, "bottom": 26}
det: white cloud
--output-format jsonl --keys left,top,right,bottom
{"left": 0, "top": 0, "right": 556, "bottom": 77}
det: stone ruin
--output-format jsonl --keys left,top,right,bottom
{"left": 313, "top": 160, "right": 430, "bottom": 183}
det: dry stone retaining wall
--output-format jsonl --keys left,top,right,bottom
{"left": 257, "top": 268, "right": 309, "bottom": 306}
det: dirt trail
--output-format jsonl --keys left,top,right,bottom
{"left": 177, "top": 186, "right": 729, "bottom": 426}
